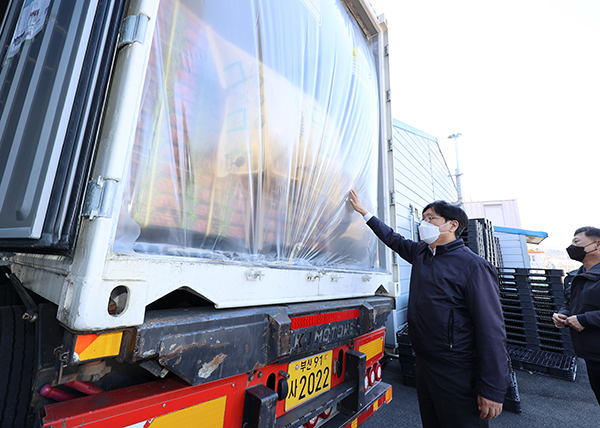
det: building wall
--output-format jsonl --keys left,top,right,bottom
{"left": 464, "top": 200, "right": 522, "bottom": 228}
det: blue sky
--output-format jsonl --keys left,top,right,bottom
{"left": 367, "top": 0, "right": 600, "bottom": 250}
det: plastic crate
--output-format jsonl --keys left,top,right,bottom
{"left": 507, "top": 345, "right": 577, "bottom": 382}
{"left": 396, "top": 323, "right": 411, "bottom": 345}
{"left": 499, "top": 267, "right": 574, "bottom": 355}
{"left": 400, "top": 362, "right": 415, "bottom": 377}
{"left": 504, "top": 357, "right": 522, "bottom": 414}
{"left": 402, "top": 374, "right": 416, "bottom": 387}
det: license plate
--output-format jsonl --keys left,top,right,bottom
{"left": 285, "top": 351, "right": 333, "bottom": 411}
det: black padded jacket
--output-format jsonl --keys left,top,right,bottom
{"left": 559, "top": 263, "right": 600, "bottom": 364}
{"left": 367, "top": 216, "right": 509, "bottom": 403}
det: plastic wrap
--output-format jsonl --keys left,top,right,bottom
{"left": 115, "top": 0, "right": 380, "bottom": 270}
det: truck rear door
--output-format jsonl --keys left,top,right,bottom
{"left": 0, "top": 0, "right": 123, "bottom": 253}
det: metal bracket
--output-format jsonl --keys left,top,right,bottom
{"left": 2, "top": 267, "right": 38, "bottom": 322}
{"left": 139, "top": 359, "right": 169, "bottom": 378}
{"left": 118, "top": 13, "right": 149, "bottom": 49}
{"left": 242, "top": 385, "right": 278, "bottom": 428}
{"left": 82, "top": 177, "right": 118, "bottom": 220}
{"left": 245, "top": 269, "right": 265, "bottom": 281}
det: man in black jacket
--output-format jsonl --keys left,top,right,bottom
{"left": 553, "top": 226, "right": 600, "bottom": 404}
{"left": 349, "top": 190, "right": 509, "bottom": 428}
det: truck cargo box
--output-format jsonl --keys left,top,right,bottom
{"left": 0, "top": 0, "right": 393, "bottom": 332}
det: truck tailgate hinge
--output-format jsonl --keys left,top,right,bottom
{"left": 82, "top": 177, "right": 118, "bottom": 220}
{"left": 118, "top": 13, "right": 149, "bottom": 49}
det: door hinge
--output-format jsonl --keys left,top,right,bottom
{"left": 118, "top": 13, "right": 150, "bottom": 49}
{"left": 390, "top": 192, "right": 397, "bottom": 205}
{"left": 82, "top": 177, "right": 118, "bottom": 220}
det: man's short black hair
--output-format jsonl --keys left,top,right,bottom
{"left": 574, "top": 226, "right": 600, "bottom": 240}
{"left": 422, "top": 200, "right": 469, "bottom": 238}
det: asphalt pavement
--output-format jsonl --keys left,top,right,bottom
{"left": 361, "top": 357, "right": 600, "bottom": 428}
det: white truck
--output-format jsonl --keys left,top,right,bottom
{"left": 0, "top": 0, "right": 402, "bottom": 427}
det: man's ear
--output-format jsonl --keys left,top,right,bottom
{"left": 451, "top": 220, "right": 459, "bottom": 233}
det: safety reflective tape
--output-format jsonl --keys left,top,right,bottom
{"left": 386, "top": 387, "right": 392, "bottom": 403}
{"left": 290, "top": 309, "right": 360, "bottom": 330}
{"left": 358, "top": 338, "right": 383, "bottom": 362}
{"left": 74, "top": 331, "right": 123, "bottom": 361}
{"left": 146, "top": 396, "right": 226, "bottom": 427}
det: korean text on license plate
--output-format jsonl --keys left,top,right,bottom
{"left": 285, "top": 351, "right": 333, "bottom": 411}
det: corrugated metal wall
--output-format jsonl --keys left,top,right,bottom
{"left": 495, "top": 232, "right": 530, "bottom": 268}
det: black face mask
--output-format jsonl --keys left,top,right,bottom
{"left": 566, "top": 242, "right": 597, "bottom": 262}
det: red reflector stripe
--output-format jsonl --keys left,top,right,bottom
{"left": 290, "top": 309, "right": 360, "bottom": 330}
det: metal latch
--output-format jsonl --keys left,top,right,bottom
{"left": 118, "top": 13, "right": 150, "bottom": 49}
{"left": 82, "top": 177, "right": 118, "bottom": 220}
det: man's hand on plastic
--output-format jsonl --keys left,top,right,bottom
{"left": 552, "top": 312, "right": 568, "bottom": 329}
{"left": 349, "top": 190, "right": 368, "bottom": 216}
{"left": 477, "top": 395, "right": 502, "bottom": 420}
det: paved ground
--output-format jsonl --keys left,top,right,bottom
{"left": 362, "top": 357, "right": 600, "bottom": 428}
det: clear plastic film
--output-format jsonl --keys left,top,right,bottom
{"left": 115, "top": 0, "right": 380, "bottom": 270}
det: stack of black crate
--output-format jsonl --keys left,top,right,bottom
{"left": 494, "top": 236, "right": 504, "bottom": 268}
{"left": 498, "top": 268, "right": 577, "bottom": 381}
{"left": 461, "top": 219, "right": 486, "bottom": 259}
{"left": 396, "top": 323, "right": 415, "bottom": 387}
{"left": 460, "top": 218, "right": 503, "bottom": 267}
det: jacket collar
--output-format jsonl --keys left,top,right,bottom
{"left": 569, "top": 262, "right": 600, "bottom": 280}
{"left": 434, "top": 238, "right": 464, "bottom": 256}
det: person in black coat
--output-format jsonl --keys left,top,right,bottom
{"left": 554, "top": 226, "right": 600, "bottom": 404}
{"left": 349, "top": 190, "right": 509, "bottom": 428}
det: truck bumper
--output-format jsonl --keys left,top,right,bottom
{"left": 323, "top": 382, "right": 392, "bottom": 428}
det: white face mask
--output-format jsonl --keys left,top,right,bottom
{"left": 418, "top": 220, "right": 450, "bottom": 245}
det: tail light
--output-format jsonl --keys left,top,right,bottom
{"left": 305, "top": 415, "right": 319, "bottom": 428}
{"left": 368, "top": 366, "right": 377, "bottom": 386}
{"left": 374, "top": 362, "right": 382, "bottom": 381}
{"left": 321, "top": 407, "right": 333, "bottom": 419}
